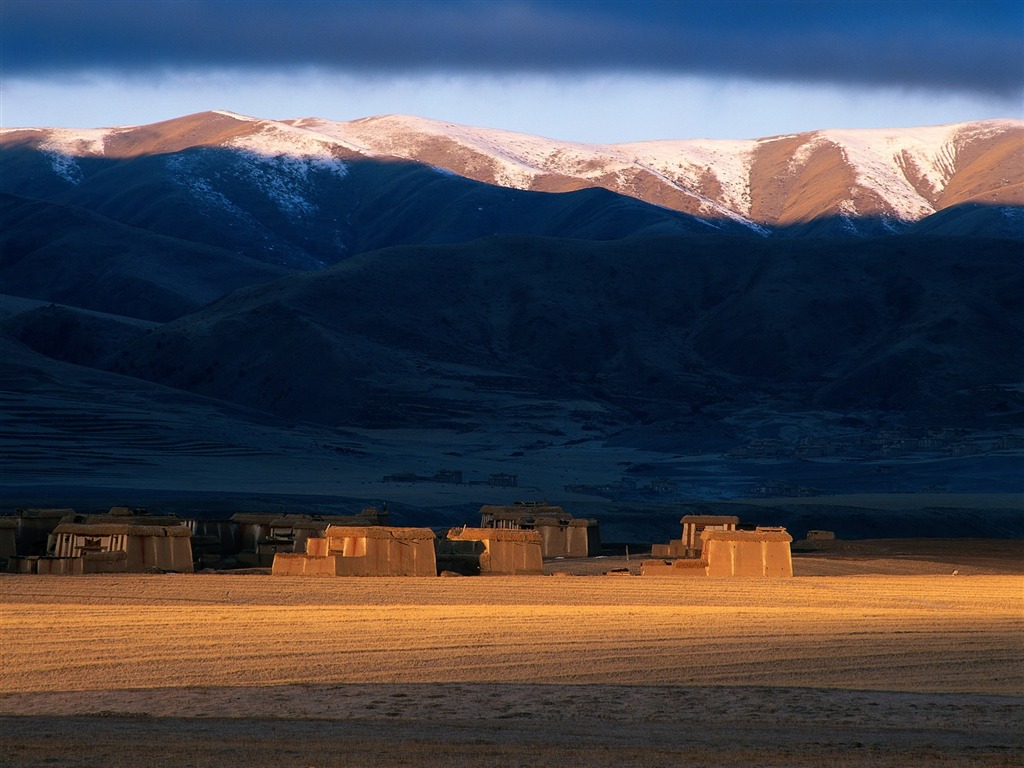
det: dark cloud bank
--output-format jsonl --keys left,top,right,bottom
{"left": 3, "top": 0, "right": 1021, "bottom": 96}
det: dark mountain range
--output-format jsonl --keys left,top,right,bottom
{"left": 0, "top": 193, "right": 290, "bottom": 321}
{"left": 1, "top": 112, "right": 1022, "bottom": 522}
{"left": 0, "top": 137, "right": 747, "bottom": 272}
{"left": 95, "top": 233, "right": 1023, "bottom": 434}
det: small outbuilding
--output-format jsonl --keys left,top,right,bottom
{"left": 701, "top": 527, "right": 793, "bottom": 577}
{"left": 651, "top": 515, "right": 740, "bottom": 558}
{"left": 46, "top": 522, "right": 194, "bottom": 573}
{"left": 233, "top": 507, "right": 387, "bottom": 566}
{"left": 440, "top": 527, "right": 543, "bottom": 575}
{"left": 478, "top": 503, "right": 600, "bottom": 558}
{"left": 642, "top": 526, "right": 793, "bottom": 577}
{"left": 272, "top": 525, "right": 436, "bottom": 577}
{"left": 679, "top": 515, "right": 740, "bottom": 557}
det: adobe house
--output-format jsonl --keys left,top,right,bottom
{"left": 233, "top": 507, "right": 387, "bottom": 566}
{"left": 272, "top": 525, "right": 436, "bottom": 577}
{"left": 45, "top": 522, "right": 194, "bottom": 573}
{"left": 642, "top": 527, "right": 793, "bottom": 577}
{"left": 701, "top": 527, "right": 793, "bottom": 577}
{"left": 12, "top": 508, "right": 74, "bottom": 556}
{"left": 793, "top": 529, "right": 838, "bottom": 552}
{"left": 652, "top": 515, "right": 739, "bottom": 558}
{"left": 440, "top": 527, "right": 543, "bottom": 575}
{"left": 679, "top": 515, "right": 740, "bottom": 557}
{"left": 478, "top": 503, "right": 600, "bottom": 558}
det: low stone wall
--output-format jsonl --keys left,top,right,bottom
{"left": 272, "top": 553, "right": 338, "bottom": 576}
{"left": 9, "top": 556, "right": 84, "bottom": 575}
{"left": 640, "top": 559, "right": 708, "bottom": 577}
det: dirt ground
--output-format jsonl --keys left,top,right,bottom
{"left": 2, "top": 540, "right": 1022, "bottom": 767}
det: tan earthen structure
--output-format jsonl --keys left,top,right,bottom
{"left": 478, "top": 503, "right": 600, "bottom": 558}
{"left": 643, "top": 525, "right": 793, "bottom": 577}
{"left": 806, "top": 530, "right": 836, "bottom": 541}
{"left": 234, "top": 508, "right": 386, "bottom": 566}
{"left": 679, "top": 515, "right": 740, "bottom": 557}
{"left": 701, "top": 527, "right": 793, "bottom": 577}
{"left": 31, "top": 522, "right": 195, "bottom": 574}
{"left": 441, "top": 527, "right": 544, "bottom": 575}
{"left": 651, "top": 515, "right": 739, "bottom": 558}
{"left": 272, "top": 525, "right": 437, "bottom": 576}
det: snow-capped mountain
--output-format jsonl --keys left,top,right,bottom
{"left": 306, "top": 114, "right": 1023, "bottom": 235}
{"left": 3, "top": 112, "right": 1023, "bottom": 506}
{"left": 4, "top": 111, "right": 1022, "bottom": 241}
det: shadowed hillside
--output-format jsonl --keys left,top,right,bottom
{"left": 0, "top": 193, "right": 291, "bottom": 321}
{"left": 0, "top": 147, "right": 746, "bottom": 270}
{"left": 100, "top": 233, "right": 1024, "bottom": 434}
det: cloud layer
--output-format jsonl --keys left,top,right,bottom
{"left": 4, "top": 0, "right": 1022, "bottom": 96}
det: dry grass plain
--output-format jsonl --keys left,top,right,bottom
{"left": 2, "top": 547, "right": 1023, "bottom": 767}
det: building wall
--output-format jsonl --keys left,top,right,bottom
{"left": 536, "top": 524, "right": 596, "bottom": 558}
{"left": 272, "top": 554, "right": 338, "bottom": 576}
{"left": 9, "top": 556, "right": 85, "bottom": 575}
{"left": 273, "top": 528, "right": 436, "bottom": 577}
{"left": 681, "top": 517, "right": 738, "bottom": 557}
{"left": 332, "top": 537, "right": 436, "bottom": 577}
{"left": 640, "top": 559, "right": 708, "bottom": 577}
{"left": 52, "top": 530, "right": 193, "bottom": 573}
{"left": 447, "top": 528, "right": 543, "bottom": 575}
{"left": 702, "top": 535, "right": 793, "bottom": 577}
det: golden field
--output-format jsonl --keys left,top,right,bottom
{"left": 2, "top": 556, "right": 1023, "bottom": 766}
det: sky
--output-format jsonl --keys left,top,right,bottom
{"left": 2, "top": 0, "right": 1022, "bottom": 143}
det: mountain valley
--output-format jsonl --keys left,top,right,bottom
{"left": 2, "top": 112, "right": 1022, "bottom": 536}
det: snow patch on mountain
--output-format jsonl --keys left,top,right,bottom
{"left": 41, "top": 150, "right": 84, "bottom": 185}
{"left": 785, "top": 123, "right": 1017, "bottom": 222}
{"left": 225, "top": 124, "right": 349, "bottom": 179}
{"left": 280, "top": 117, "right": 382, "bottom": 157}
{"left": 324, "top": 114, "right": 605, "bottom": 188}
{"left": 39, "top": 128, "right": 112, "bottom": 156}
{"left": 211, "top": 110, "right": 261, "bottom": 122}
{"left": 818, "top": 125, "right": 967, "bottom": 220}
{"left": 217, "top": 122, "right": 351, "bottom": 217}
{"left": 629, "top": 157, "right": 768, "bottom": 234}
{"left": 165, "top": 154, "right": 251, "bottom": 221}
{"left": 620, "top": 138, "right": 760, "bottom": 218}
{"left": 38, "top": 128, "right": 114, "bottom": 185}
{"left": 315, "top": 115, "right": 764, "bottom": 228}
{"left": 222, "top": 114, "right": 1021, "bottom": 233}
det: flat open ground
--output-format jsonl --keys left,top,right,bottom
{"left": 2, "top": 548, "right": 1022, "bottom": 766}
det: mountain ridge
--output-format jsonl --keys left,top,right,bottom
{"left": 5, "top": 111, "right": 1021, "bottom": 239}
